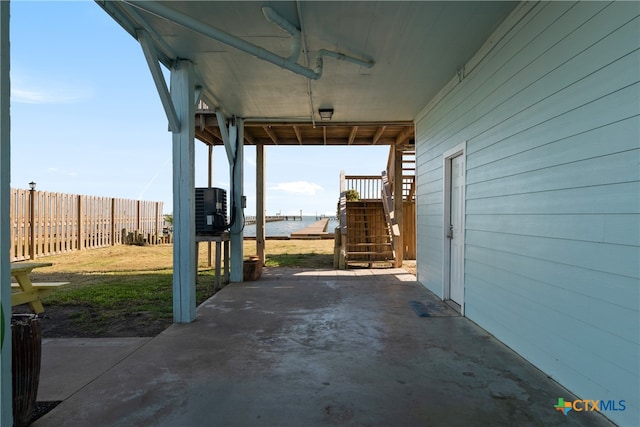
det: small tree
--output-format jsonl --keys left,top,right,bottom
{"left": 345, "top": 189, "right": 360, "bottom": 201}
{"left": 336, "top": 189, "right": 360, "bottom": 218}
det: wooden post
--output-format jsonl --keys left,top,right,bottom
{"left": 394, "top": 146, "right": 404, "bottom": 268}
{"left": 77, "top": 195, "right": 84, "bottom": 251}
{"left": 29, "top": 188, "right": 35, "bottom": 259}
{"left": 154, "top": 202, "right": 160, "bottom": 245}
{"left": 111, "top": 198, "right": 116, "bottom": 246}
{"left": 171, "top": 59, "right": 196, "bottom": 323}
{"left": 256, "top": 143, "right": 265, "bottom": 264}
{"left": 0, "top": 3, "right": 13, "bottom": 423}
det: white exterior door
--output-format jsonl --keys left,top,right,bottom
{"left": 449, "top": 154, "right": 465, "bottom": 305}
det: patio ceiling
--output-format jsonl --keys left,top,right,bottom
{"left": 97, "top": 1, "right": 517, "bottom": 146}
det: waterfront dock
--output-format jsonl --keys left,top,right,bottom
{"left": 244, "top": 215, "right": 301, "bottom": 226}
{"left": 290, "top": 218, "right": 334, "bottom": 239}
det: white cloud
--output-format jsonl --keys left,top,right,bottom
{"left": 11, "top": 71, "right": 93, "bottom": 104}
{"left": 270, "top": 181, "right": 323, "bottom": 196}
{"left": 12, "top": 86, "right": 92, "bottom": 104}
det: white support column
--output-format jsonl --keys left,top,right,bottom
{"left": 170, "top": 60, "right": 196, "bottom": 323}
{"left": 0, "top": 2, "right": 11, "bottom": 424}
{"left": 207, "top": 144, "right": 213, "bottom": 267}
{"left": 256, "top": 144, "right": 266, "bottom": 264}
{"left": 229, "top": 119, "right": 244, "bottom": 282}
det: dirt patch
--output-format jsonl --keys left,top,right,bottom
{"left": 13, "top": 305, "right": 171, "bottom": 338}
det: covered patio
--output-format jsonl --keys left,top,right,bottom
{"left": 3, "top": 1, "right": 633, "bottom": 425}
{"left": 90, "top": 0, "right": 518, "bottom": 325}
{"left": 33, "top": 267, "right": 612, "bottom": 426}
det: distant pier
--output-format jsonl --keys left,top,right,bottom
{"left": 244, "top": 215, "right": 302, "bottom": 226}
{"left": 290, "top": 219, "right": 334, "bottom": 239}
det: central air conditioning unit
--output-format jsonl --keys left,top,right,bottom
{"left": 195, "top": 187, "right": 227, "bottom": 235}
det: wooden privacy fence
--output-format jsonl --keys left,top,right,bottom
{"left": 10, "top": 188, "right": 165, "bottom": 261}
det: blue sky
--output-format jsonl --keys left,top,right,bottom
{"left": 9, "top": 1, "right": 390, "bottom": 217}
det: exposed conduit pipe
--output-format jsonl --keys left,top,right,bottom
{"left": 318, "top": 49, "right": 374, "bottom": 70}
{"left": 262, "top": 7, "right": 301, "bottom": 64}
{"left": 126, "top": 0, "right": 321, "bottom": 80}
{"left": 125, "top": 1, "right": 374, "bottom": 81}
{"left": 295, "top": 0, "right": 316, "bottom": 127}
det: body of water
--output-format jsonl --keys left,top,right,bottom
{"left": 241, "top": 216, "right": 339, "bottom": 237}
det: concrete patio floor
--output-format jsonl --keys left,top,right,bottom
{"left": 33, "top": 267, "right": 613, "bottom": 426}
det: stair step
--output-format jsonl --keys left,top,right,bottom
{"left": 347, "top": 251, "right": 393, "bottom": 257}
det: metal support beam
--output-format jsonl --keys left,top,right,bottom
{"left": 216, "top": 110, "right": 234, "bottom": 163}
{"left": 230, "top": 119, "right": 244, "bottom": 282}
{"left": 256, "top": 144, "right": 266, "bottom": 264}
{"left": 138, "top": 30, "right": 181, "bottom": 133}
{"left": 171, "top": 60, "right": 196, "bottom": 323}
{"left": 215, "top": 111, "right": 244, "bottom": 282}
{"left": 0, "top": 2, "right": 12, "bottom": 424}
{"left": 207, "top": 144, "right": 213, "bottom": 267}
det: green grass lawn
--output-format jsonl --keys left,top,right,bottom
{"left": 18, "top": 240, "right": 335, "bottom": 336}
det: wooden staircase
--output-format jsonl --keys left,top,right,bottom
{"left": 337, "top": 141, "right": 416, "bottom": 268}
{"left": 344, "top": 200, "right": 395, "bottom": 267}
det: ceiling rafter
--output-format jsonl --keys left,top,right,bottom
{"left": 372, "top": 126, "right": 386, "bottom": 145}
{"left": 293, "top": 126, "right": 303, "bottom": 144}
{"left": 263, "top": 126, "right": 279, "bottom": 145}
{"left": 195, "top": 129, "right": 215, "bottom": 146}
{"left": 348, "top": 126, "right": 358, "bottom": 145}
{"left": 243, "top": 129, "right": 255, "bottom": 145}
{"left": 206, "top": 127, "right": 224, "bottom": 145}
{"left": 194, "top": 112, "right": 414, "bottom": 146}
{"left": 395, "top": 127, "right": 414, "bottom": 146}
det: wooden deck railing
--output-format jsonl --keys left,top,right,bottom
{"left": 339, "top": 171, "right": 383, "bottom": 200}
{"left": 10, "top": 188, "right": 164, "bottom": 261}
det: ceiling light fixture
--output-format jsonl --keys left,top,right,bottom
{"left": 318, "top": 108, "right": 334, "bottom": 120}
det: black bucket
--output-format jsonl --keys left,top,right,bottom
{"left": 11, "top": 314, "right": 42, "bottom": 427}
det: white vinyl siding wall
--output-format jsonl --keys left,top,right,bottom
{"left": 415, "top": 2, "right": 639, "bottom": 426}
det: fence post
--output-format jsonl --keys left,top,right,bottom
{"left": 111, "top": 198, "right": 116, "bottom": 246}
{"left": 29, "top": 185, "right": 35, "bottom": 260}
{"left": 77, "top": 195, "right": 84, "bottom": 251}
{"left": 154, "top": 202, "right": 160, "bottom": 245}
